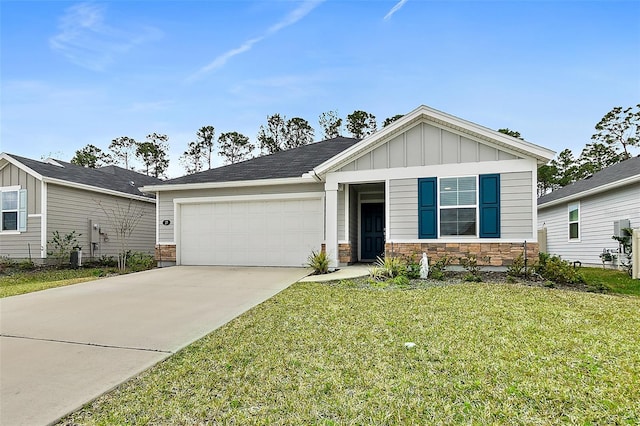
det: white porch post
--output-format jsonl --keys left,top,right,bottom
{"left": 325, "top": 183, "right": 339, "bottom": 269}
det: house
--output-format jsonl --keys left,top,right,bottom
{"left": 141, "top": 105, "right": 555, "bottom": 269}
{"left": 0, "top": 153, "right": 161, "bottom": 263}
{"left": 538, "top": 155, "right": 640, "bottom": 267}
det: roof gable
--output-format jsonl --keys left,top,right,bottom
{"left": 0, "top": 153, "right": 162, "bottom": 199}
{"left": 314, "top": 105, "right": 555, "bottom": 176}
{"left": 538, "top": 155, "right": 640, "bottom": 207}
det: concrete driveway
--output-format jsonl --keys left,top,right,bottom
{"left": 0, "top": 266, "right": 309, "bottom": 426}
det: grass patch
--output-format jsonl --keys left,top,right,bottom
{"left": 62, "top": 282, "right": 640, "bottom": 425}
{"left": 580, "top": 267, "right": 640, "bottom": 296}
{"left": 0, "top": 268, "right": 112, "bottom": 298}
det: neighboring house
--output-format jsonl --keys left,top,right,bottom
{"left": 0, "top": 153, "right": 161, "bottom": 263}
{"left": 538, "top": 155, "right": 640, "bottom": 266}
{"left": 142, "top": 105, "right": 555, "bottom": 268}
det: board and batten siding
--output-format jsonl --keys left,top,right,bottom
{"left": 157, "top": 182, "right": 325, "bottom": 244}
{"left": 0, "top": 216, "right": 42, "bottom": 259}
{"left": 46, "top": 184, "right": 156, "bottom": 258}
{"left": 0, "top": 162, "right": 41, "bottom": 215}
{"left": 339, "top": 122, "right": 520, "bottom": 172}
{"left": 538, "top": 183, "right": 640, "bottom": 266}
{"left": 387, "top": 171, "right": 533, "bottom": 240}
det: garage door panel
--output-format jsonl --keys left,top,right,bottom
{"left": 180, "top": 197, "right": 323, "bottom": 267}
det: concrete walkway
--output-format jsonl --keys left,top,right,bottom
{"left": 0, "top": 266, "right": 309, "bottom": 426}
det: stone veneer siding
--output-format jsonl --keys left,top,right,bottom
{"left": 155, "top": 244, "right": 176, "bottom": 262}
{"left": 384, "top": 242, "right": 538, "bottom": 267}
{"left": 338, "top": 243, "right": 352, "bottom": 264}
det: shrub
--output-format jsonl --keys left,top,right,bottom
{"left": 459, "top": 254, "right": 489, "bottom": 282}
{"left": 387, "top": 275, "right": 410, "bottom": 287}
{"left": 307, "top": 250, "right": 330, "bottom": 275}
{"left": 47, "top": 230, "right": 81, "bottom": 266}
{"left": 429, "top": 255, "right": 451, "bottom": 281}
{"left": 403, "top": 253, "right": 422, "bottom": 279}
{"left": 127, "top": 252, "right": 155, "bottom": 272}
{"left": 18, "top": 259, "right": 36, "bottom": 271}
{"left": 369, "top": 256, "right": 405, "bottom": 280}
{"left": 535, "top": 253, "right": 584, "bottom": 285}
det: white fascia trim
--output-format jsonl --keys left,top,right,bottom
{"left": 314, "top": 105, "right": 555, "bottom": 175}
{"left": 27, "top": 214, "right": 42, "bottom": 218}
{"left": 41, "top": 181, "right": 47, "bottom": 258}
{"left": 325, "top": 159, "right": 535, "bottom": 189}
{"left": 174, "top": 192, "right": 325, "bottom": 205}
{"left": 157, "top": 241, "right": 176, "bottom": 245}
{"left": 0, "top": 153, "right": 44, "bottom": 180}
{"left": 538, "top": 174, "right": 640, "bottom": 210}
{"left": 141, "top": 176, "right": 317, "bottom": 193}
{"left": 43, "top": 177, "right": 156, "bottom": 203}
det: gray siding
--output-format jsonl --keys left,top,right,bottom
{"left": 0, "top": 162, "right": 41, "bottom": 215}
{"left": 389, "top": 179, "right": 418, "bottom": 240}
{"left": 157, "top": 182, "right": 325, "bottom": 243}
{"left": 0, "top": 216, "right": 42, "bottom": 259}
{"left": 46, "top": 184, "right": 156, "bottom": 258}
{"left": 501, "top": 171, "right": 534, "bottom": 239}
{"left": 538, "top": 183, "right": 640, "bottom": 265}
{"left": 388, "top": 172, "right": 533, "bottom": 240}
{"left": 340, "top": 123, "right": 521, "bottom": 171}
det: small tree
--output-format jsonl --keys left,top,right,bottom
{"left": 71, "top": 145, "right": 112, "bottom": 168}
{"left": 497, "top": 128, "right": 524, "bottom": 140}
{"left": 257, "top": 114, "right": 288, "bottom": 155}
{"left": 346, "top": 110, "right": 377, "bottom": 138}
{"left": 592, "top": 104, "right": 640, "bottom": 160}
{"left": 218, "top": 131, "right": 254, "bottom": 164}
{"left": 318, "top": 110, "right": 343, "bottom": 138}
{"left": 284, "top": 117, "right": 314, "bottom": 149}
{"left": 47, "top": 230, "right": 81, "bottom": 266}
{"left": 96, "top": 199, "right": 147, "bottom": 271}
{"left": 136, "top": 133, "right": 170, "bottom": 178}
{"left": 383, "top": 114, "right": 403, "bottom": 127}
{"left": 109, "top": 136, "right": 138, "bottom": 169}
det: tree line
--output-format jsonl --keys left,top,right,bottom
{"left": 68, "top": 105, "right": 638, "bottom": 192}
{"left": 69, "top": 110, "right": 402, "bottom": 178}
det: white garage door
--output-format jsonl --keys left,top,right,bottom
{"left": 179, "top": 196, "right": 324, "bottom": 267}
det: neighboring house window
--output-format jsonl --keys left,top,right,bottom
{"left": 1, "top": 188, "right": 27, "bottom": 232}
{"left": 568, "top": 202, "right": 580, "bottom": 240}
{"left": 418, "top": 175, "right": 500, "bottom": 239}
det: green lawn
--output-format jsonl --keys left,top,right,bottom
{"left": 62, "top": 282, "right": 640, "bottom": 425}
{"left": 0, "top": 268, "right": 112, "bottom": 298}
{"left": 581, "top": 266, "right": 640, "bottom": 296}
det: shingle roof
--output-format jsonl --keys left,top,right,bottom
{"left": 538, "top": 155, "right": 640, "bottom": 206}
{"left": 3, "top": 153, "right": 162, "bottom": 198}
{"left": 165, "top": 137, "right": 360, "bottom": 184}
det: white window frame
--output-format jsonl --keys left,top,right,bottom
{"left": 568, "top": 202, "right": 580, "bottom": 242}
{"left": 1, "top": 186, "right": 24, "bottom": 234}
{"left": 438, "top": 175, "right": 478, "bottom": 238}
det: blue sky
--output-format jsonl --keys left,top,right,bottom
{"left": 1, "top": 0, "right": 639, "bottom": 178}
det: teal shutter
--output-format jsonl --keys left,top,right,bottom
{"left": 418, "top": 177, "right": 437, "bottom": 239}
{"left": 18, "top": 189, "right": 27, "bottom": 232}
{"left": 479, "top": 174, "right": 500, "bottom": 238}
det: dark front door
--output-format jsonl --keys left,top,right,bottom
{"left": 361, "top": 203, "right": 385, "bottom": 260}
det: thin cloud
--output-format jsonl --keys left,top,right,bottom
{"left": 49, "top": 3, "right": 161, "bottom": 71}
{"left": 384, "top": 0, "right": 409, "bottom": 21}
{"left": 187, "top": 0, "right": 324, "bottom": 82}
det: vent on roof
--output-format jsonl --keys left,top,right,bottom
{"left": 44, "top": 158, "right": 64, "bottom": 167}
{"left": 129, "top": 181, "right": 135, "bottom": 187}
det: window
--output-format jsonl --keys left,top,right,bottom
{"left": 439, "top": 177, "right": 477, "bottom": 236}
{"left": 568, "top": 202, "right": 579, "bottom": 240}
{"left": 418, "top": 174, "right": 500, "bottom": 239}
{"left": 0, "top": 188, "right": 26, "bottom": 232}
